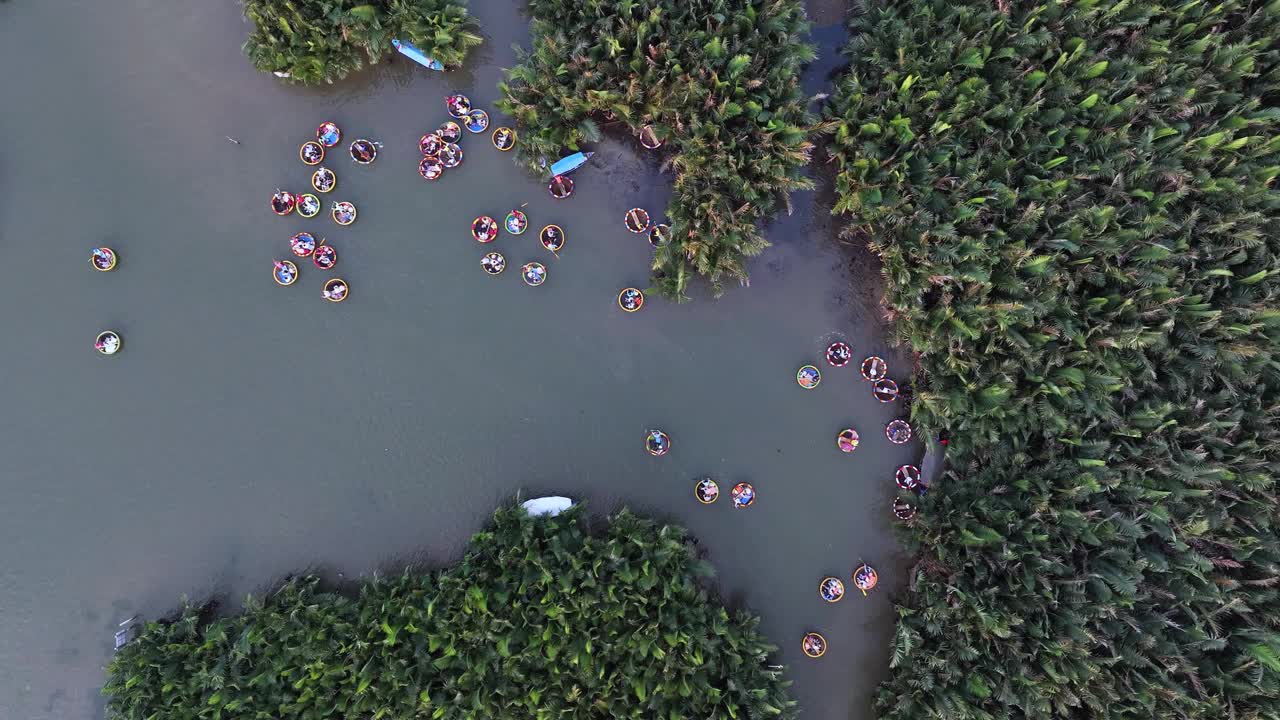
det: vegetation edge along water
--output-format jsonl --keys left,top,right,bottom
{"left": 825, "top": 0, "right": 1280, "bottom": 717}
{"left": 102, "top": 506, "right": 799, "bottom": 720}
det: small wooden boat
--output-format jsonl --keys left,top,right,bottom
{"left": 638, "top": 125, "right": 663, "bottom": 150}
{"left": 624, "top": 208, "right": 650, "bottom": 234}
{"left": 731, "top": 482, "right": 755, "bottom": 508}
{"left": 802, "top": 632, "right": 826, "bottom": 659}
{"left": 522, "top": 261, "right": 546, "bottom": 286}
{"left": 796, "top": 364, "right": 821, "bottom": 389}
{"left": 313, "top": 244, "right": 337, "bottom": 270}
{"left": 885, "top": 419, "right": 912, "bottom": 445}
{"left": 391, "top": 38, "right": 445, "bottom": 71}
{"left": 316, "top": 122, "right": 341, "bottom": 148}
{"left": 420, "top": 133, "right": 444, "bottom": 156}
{"left": 618, "top": 288, "right": 644, "bottom": 312}
{"left": 95, "top": 330, "right": 122, "bottom": 355}
{"left": 331, "top": 201, "right": 357, "bottom": 226}
{"left": 299, "top": 140, "right": 325, "bottom": 165}
{"left": 837, "top": 428, "right": 860, "bottom": 453}
{"left": 853, "top": 563, "right": 879, "bottom": 595}
{"left": 521, "top": 496, "right": 573, "bottom": 517}
{"left": 645, "top": 429, "right": 670, "bottom": 456}
{"left": 270, "top": 190, "right": 296, "bottom": 216}
{"left": 296, "top": 193, "right": 321, "bottom": 218}
{"left": 472, "top": 216, "right": 499, "bottom": 243}
{"left": 820, "top": 577, "right": 846, "bottom": 603}
{"left": 505, "top": 209, "right": 528, "bottom": 235}
{"left": 826, "top": 342, "right": 852, "bottom": 367}
{"left": 873, "top": 378, "right": 899, "bottom": 403}
{"left": 861, "top": 355, "right": 887, "bottom": 381}
{"left": 311, "top": 167, "right": 336, "bottom": 193}
{"left": 290, "top": 232, "right": 317, "bottom": 257}
{"left": 465, "top": 109, "right": 489, "bottom": 133}
{"left": 540, "top": 224, "right": 565, "bottom": 252}
{"left": 695, "top": 477, "right": 719, "bottom": 504}
{"left": 892, "top": 497, "right": 916, "bottom": 521}
{"left": 437, "top": 121, "right": 462, "bottom": 143}
{"left": 445, "top": 94, "right": 471, "bottom": 119}
{"left": 549, "top": 151, "right": 593, "bottom": 177}
{"left": 90, "top": 247, "right": 117, "bottom": 271}
{"left": 895, "top": 464, "right": 921, "bottom": 491}
{"left": 548, "top": 174, "right": 574, "bottom": 199}
{"left": 349, "top": 139, "right": 377, "bottom": 165}
{"left": 481, "top": 251, "right": 505, "bottom": 275}
{"left": 648, "top": 223, "right": 669, "bottom": 247}
{"left": 419, "top": 156, "right": 444, "bottom": 181}
{"left": 492, "top": 127, "right": 516, "bottom": 151}
{"left": 440, "top": 143, "right": 463, "bottom": 168}
{"left": 323, "top": 278, "right": 348, "bottom": 303}
{"left": 273, "top": 259, "right": 298, "bottom": 286}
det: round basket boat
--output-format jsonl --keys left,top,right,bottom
{"left": 273, "top": 259, "right": 298, "bottom": 286}
{"left": 437, "top": 121, "right": 462, "bottom": 144}
{"left": 638, "top": 125, "right": 663, "bottom": 150}
{"left": 695, "top": 477, "right": 719, "bottom": 504}
{"left": 731, "top": 482, "right": 755, "bottom": 508}
{"left": 419, "top": 133, "right": 444, "bottom": 157}
{"left": 419, "top": 156, "right": 444, "bottom": 181}
{"left": 837, "top": 428, "right": 860, "bottom": 453}
{"left": 316, "top": 121, "right": 341, "bottom": 148}
{"left": 522, "top": 261, "right": 546, "bottom": 287}
{"left": 90, "top": 247, "right": 117, "bottom": 272}
{"left": 290, "top": 232, "right": 317, "bottom": 257}
{"left": 540, "top": 225, "right": 565, "bottom": 252}
{"left": 820, "top": 576, "right": 846, "bottom": 603}
{"left": 548, "top": 174, "right": 574, "bottom": 199}
{"left": 853, "top": 563, "right": 879, "bottom": 595}
{"left": 892, "top": 497, "right": 916, "bottom": 521}
{"left": 860, "top": 356, "right": 887, "bottom": 381}
{"left": 445, "top": 93, "right": 471, "bottom": 119}
{"left": 331, "top": 201, "right": 357, "bottom": 226}
{"left": 802, "top": 632, "right": 827, "bottom": 659}
{"left": 505, "top": 210, "right": 529, "bottom": 235}
{"left": 895, "top": 464, "right": 921, "bottom": 491}
{"left": 271, "top": 190, "right": 296, "bottom": 216}
{"left": 624, "top": 207, "right": 650, "bottom": 234}
{"left": 295, "top": 193, "right": 321, "bottom": 218}
{"left": 465, "top": 109, "right": 489, "bottom": 133}
{"left": 886, "top": 419, "right": 912, "bottom": 445}
{"left": 94, "top": 330, "right": 122, "bottom": 356}
{"left": 826, "top": 342, "right": 852, "bottom": 367}
{"left": 313, "top": 244, "right": 337, "bottom": 270}
{"left": 873, "top": 378, "right": 899, "bottom": 403}
{"left": 440, "top": 143, "right": 463, "bottom": 169}
{"left": 311, "top": 167, "right": 336, "bottom": 193}
{"left": 472, "top": 216, "right": 499, "bottom": 243}
{"left": 645, "top": 429, "right": 671, "bottom": 457}
{"left": 481, "top": 251, "right": 506, "bottom": 275}
{"left": 797, "top": 364, "right": 822, "bottom": 389}
{"left": 618, "top": 288, "right": 644, "bottom": 312}
{"left": 349, "top": 139, "right": 377, "bottom": 165}
{"left": 299, "top": 140, "right": 325, "bottom": 165}
{"left": 492, "top": 127, "right": 516, "bottom": 151}
{"left": 648, "top": 223, "right": 670, "bottom": 248}
{"left": 322, "top": 278, "right": 349, "bottom": 303}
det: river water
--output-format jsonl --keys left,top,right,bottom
{"left": 0, "top": 1, "right": 919, "bottom": 718}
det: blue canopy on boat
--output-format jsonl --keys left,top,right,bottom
{"left": 549, "top": 151, "right": 593, "bottom": 177}
{"left": 391, "top": 39, "right": 445, "bottom": 71}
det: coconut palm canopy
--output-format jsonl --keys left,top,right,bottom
{"left": 103, "top": 507, "right": 797, "bottom": 720}
{"left": 826, "top": 0, "right": 1280, "bottom": 718}
{"left": 241, "top": 0, "right": 482, "bottom": 84}
{"left": 498, "top": 0, "right": 817, "bottom": 300}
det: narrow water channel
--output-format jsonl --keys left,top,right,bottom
{"left": 0, "top": 2, "right": 918, "bottom": 719}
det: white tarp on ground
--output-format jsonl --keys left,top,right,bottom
{"left": 521, "top": 496, "right": 573, "bottom": 517}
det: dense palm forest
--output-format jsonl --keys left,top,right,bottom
{"left": 241, "top": 0, "right": 481, "bottom": 84}
{"left": 826, "top": 0, "right": 1280, "bottom": 717}
{"left": 498, "top": 0, "right": 816, "bottom": 299}
{"left": 103, "top": 506, "right": 796, "bottom": 720}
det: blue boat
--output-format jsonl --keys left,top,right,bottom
{"left": 391, "top": 39, "right": 445, "bottom": 72}
{"left": 549, "top": 151, "right": 593, "bottom": 177}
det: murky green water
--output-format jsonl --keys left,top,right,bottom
{"left": 0, "top": 1, "right": 918, "bottom": 718}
